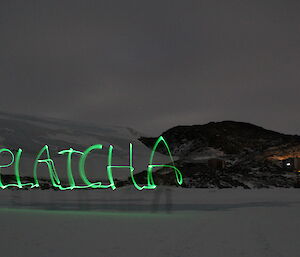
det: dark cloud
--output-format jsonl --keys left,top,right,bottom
{"left": 0, "top": 0, "right": 299, "bottom": 135}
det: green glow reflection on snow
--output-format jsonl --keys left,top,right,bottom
{"left": 0, "top": 207, "right": 181, "bottom": 218}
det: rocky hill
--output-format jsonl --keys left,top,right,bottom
{"left": 137, "top": 121, "right": 300, "bottom": 188}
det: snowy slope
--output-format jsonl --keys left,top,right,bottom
{"left": 0, "top": 111, "right": 170, "bottom": 181}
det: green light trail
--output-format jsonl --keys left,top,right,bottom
{"left": 0, "top": 137, "right": 182, "bottom": 190}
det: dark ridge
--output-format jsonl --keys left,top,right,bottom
{"left": 139, "top": 121, "right": 300, "bottom": 156}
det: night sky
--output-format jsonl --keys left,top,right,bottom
{"left": 0, "top": 0, "right": 299, "bottom": 135}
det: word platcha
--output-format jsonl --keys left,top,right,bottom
{"left": 0, "top": 136, "right": 183, "bottom": 190}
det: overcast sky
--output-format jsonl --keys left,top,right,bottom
{"left": 0, "top": 0, "right": 299, "bottom": 135}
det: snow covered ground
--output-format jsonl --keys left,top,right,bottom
{"left": 0, "top": 188, "right": 299, "bottom": 257}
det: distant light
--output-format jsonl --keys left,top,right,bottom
{"left": 286, "top": 163, "right": 291, "bottom": 166}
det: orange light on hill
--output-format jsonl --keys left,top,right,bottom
{"left": 268, "top": 155, "right": 300, "bottom": 161}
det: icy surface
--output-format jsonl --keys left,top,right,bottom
{"left": 0, "top": 111, "right": 170, "bottom": 180}
{"left": 0, "top": 188, "right": 299, "bottom": 257}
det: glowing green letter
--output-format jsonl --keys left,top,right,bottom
{"left": 14, "top": 149, "right": 35, "bottom": 188}
{"left": 107, "top": 144, "right": 135, "bottom": 190}
{"left": 146, "top": 136, "right": 183, "bottom": 189}
{"left": 79, "top": 144, "right": 111, "bottom": 189}
{"left": 0, "top": 148, "right": 15, "bottom": 189}
{"left": 58, "top": 148, "right": 84, "bottom": 189}
{"left": 33, "top": 145, "right": 61, "bottom": 188}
